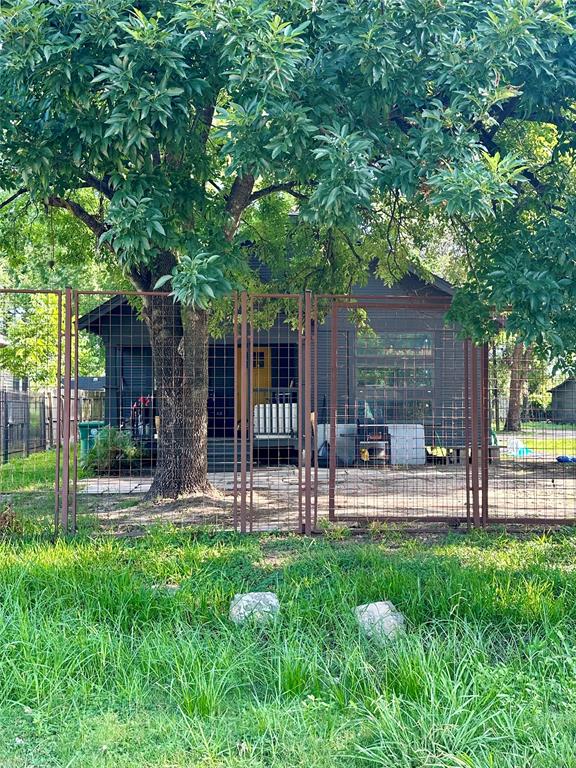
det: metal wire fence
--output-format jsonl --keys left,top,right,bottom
{"left": 487, "top": 344, "right": 576, "bottom": 523}
{"left": 0, "top": 287, "right": 575, "bottom": 536}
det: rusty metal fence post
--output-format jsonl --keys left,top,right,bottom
{"left": 297, "top": 298, "right": 304, "bottom": 532}
{"left": 464, "top": 338, "right": 471, "bottom": 529}
{"left": 464, "top": 341, "right": 486, "bottom": 528}
{"left": 480, "top": 343, "right": 490, "bottom": 526}
{"left": 53, "top": 291, "right": 63, "bottom": 535}
{"left": 232, "top": 292, "right": 239, "bottom": 530}
{"left": 239, "top": 290, "right": 249, "bottom": 533}
{"left": 71, "top": 289, "right": 80, "bottom": 533}
{"left": 328, "top": 301, "right": 338, "bottom": 522}
{"left": 248, "top": 296, "right": 255, "bottom": 533}
{"left": 303, "top": 290, "right": 313, "bottom": 534}
{"left": 59, "top": 287, "right": 73, "bottom": 533}
{"left": 313, "top": 296, "right": 319, "bottom": 530}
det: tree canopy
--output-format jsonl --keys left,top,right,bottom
{"left": 448, "top": 113, "right": 576, "bottom": 369}
{"left": 2, "top": 0, "right": 575, "bottom": 318}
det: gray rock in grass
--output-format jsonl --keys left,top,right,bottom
{"left": 229, "top": 591, "right": 280, "bottom": 625}
{"left": 152, "top": 583, "right": 180, "bottom": 595}
{"left": 354, "top": 601, "right": 405, "bottom": 642}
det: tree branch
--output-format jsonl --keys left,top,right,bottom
{"left": 0, "top": 188, "right": 27, "bottom": 211}
{"left": 81, "top": 174, "right": 114, "bottom": 200}
{"left": 47, "top": 196, "right": 109, "bottom": 241}
{"left": 224, "top": 174, "right": 255, "bottom": 241}
{"left": 249, "top": 182, "right": 308, "bottom": 203}
{"left": 196, "top": 103, "right": 216, "bottom": 150}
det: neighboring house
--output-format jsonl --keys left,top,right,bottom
{"left": 69, "top": 377, "right": 106, "bottom": 422}
{"left": 79, "top": 268, "right": 472, "bottom": 467}
{"left": 71, "top": 376, "right": 106, "bottom": 392}
{"left": 549, "top": 379, "right": 576, "bottom": 424}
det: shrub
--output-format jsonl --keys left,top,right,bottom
{"left": 83, "top": 426, "right": 141, "bottom": 472}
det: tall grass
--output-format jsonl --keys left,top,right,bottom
{"left": 1, "top": 529, "right": 576, "bottom": 766}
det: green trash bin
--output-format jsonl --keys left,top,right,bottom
{"left": 78, "top": 421, "right": 106, "bottom": 461}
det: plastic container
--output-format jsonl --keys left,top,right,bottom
{"left": 78, "top": 420, "right": 105, "bottom": 459}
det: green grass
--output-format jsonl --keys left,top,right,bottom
{"left": 2, "top": 527, "right": 576, "bottom": 766}
{"left": 0, "top": 451, "right": 92, "bottom": 533}
{"left": 495, "top": 423, "right": 576, "bottom": 454}
{"left": 0, "top": 450, "right": 59, "bottom": 493}
{"left": 523, "top": 435, "right": 576, "bottom": 454}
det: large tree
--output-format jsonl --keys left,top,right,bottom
{"left": 1, "top": 0, "right": 573, "bottom": 498}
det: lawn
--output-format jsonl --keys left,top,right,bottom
{"left": 1, "top": 527, "right": 576, "bottom": 766}
{"left": 496, "top": 423, "right": 576, "bottom": 455}
{"left": 0, "top": 450, "right": 60, "bottom": 493}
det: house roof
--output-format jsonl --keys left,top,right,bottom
{"left": 73, "top": 376, "right": 106, "bottom": 391}
{"left": 549, "top": 379, "right": 576, "bottom": 393}
{"left": 416, "top": 270, "right": 454, "bottom": 296}
{"left": 59, "top": 376, "right": 106, "bottom": 390}
{"left": 78, "top": 294, "right": 126, "bottom": 330}
{"left": 79, "top": 267, "right": 454, "bottom": 330}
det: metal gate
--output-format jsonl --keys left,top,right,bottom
{"left": 234, "top": 292, "right": 317, "bottom": 534}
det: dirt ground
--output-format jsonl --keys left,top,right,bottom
{"left": 77, "top": 457, "right": 576, "bottom": 533}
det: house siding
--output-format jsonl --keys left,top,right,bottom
{"left": 551, "top": 382, "right": 576, "bottom": 424}
{"left": 80, "top": 270, "right": 469, "bottom": 454}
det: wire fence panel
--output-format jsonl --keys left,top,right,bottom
{"left": 0, "top": 289, "right": 63, "bottom": 535}
{"left": 324, "top": 299, "right": 476, "bottom": 525}
{"left": 71, "top": 290, "right": 482, "bottom": 533}
{"left": 487, "top": 343, "right": 576, "bottom": 523}
{"left": 2, "top": 286, "right": 575, "bottom": 536}
{"left": 73, "top": 291, "right": 310, "bottom": 533}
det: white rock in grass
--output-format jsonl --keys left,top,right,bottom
{"left": 355, "top": 601, "right": 405, "bottom": 642}
{"left": 229, "top": 592, "right": 280, "bottom": 625}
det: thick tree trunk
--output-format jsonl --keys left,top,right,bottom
{"left": 142, "top": 294, "right": 210, "bottom": 500}
{"left": 504, "top": 343, "right": 532, "bottom": 432}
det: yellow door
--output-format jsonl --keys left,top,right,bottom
{"left": 236, "top": 346, "right": 272, "bottom": 408}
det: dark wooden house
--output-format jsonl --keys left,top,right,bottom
{"left": 79, "top": 269, "right": 471, "bottom": 467}
{"left": 550, "top": 379, "right": 576, "bottom": 424}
